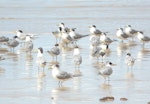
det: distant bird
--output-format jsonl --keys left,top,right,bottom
{"left": 73, "top": 46, "right": 82, "bottom": 69}
{"left": 89, "top": 25, "right": 102, "bottom": 36}
{"left": 91, "top": 46, "right": 106, "bottom": 63}
{"left": 52, "top": 23, "right": 69, "bottom": 43}
{"left": 5, "top": 36, "right": 19, "bottom": 52}
{"left": 89, "top": 35, "right": 100, "bottom": 47}
{"left": 0, "top": 56, "right": 5, "bottom": 61}
{"left": 47, "top": 44, "right": 60, "bottom": 61}
{"left": 125, "top": 53, "right": 135, "bottom": 70}
{"left": 0, "top": 36, "right": 9, "bottom": 46}
{"left": 136, "top": 31, "right": 150, "bottom": 47}
{"left": 16, "top": 30, "right": 37, "bottom": 45}
{"left": 124, "top": 25, "right": 140, "bottom": 40}
{"left": 69, "top": 28, "right": 89, "bottom": 44}
{"left": 16, "top": 30, "right": 26, "bottom": 42}
{"left": 58, "top": 22, "right": 70, "bottom": 33}
{"left": 100, "top": 32, "right": 115, "bottom": 45}
{"left": 99, "top": 61, "right": 115, "bottom": 82}
{"left": 51, "top": 64, "right": 81, "bottom": 86}
{"left": 60, "top": 29, "right": 73, "bottom": 47}
{"left": 36, "top": 47, "right": 46, "bottom": 74}
{"left": 116, "top": 28, "right": 129, "bottom": 42}
{"left": 25, "top": 35, "right": 33, "bottom": 54}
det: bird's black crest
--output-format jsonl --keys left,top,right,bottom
{"left": 55, "top": 64, "right": 59, "bottom": 68}
{"left": 127, "top": 53, "right": 131, "bottom": 56}
{"left": 92, "top": 25, "right": 96, "bottom": 28}
{"left": 55, "top": 44, "right": 59, "bottom": 46}
{"left": 18, "top": 30, "right": 23, "bottom": 33}
{"left": 38, "top": 47, "right": 43, "bottom": 53}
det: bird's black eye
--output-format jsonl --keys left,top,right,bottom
{"left": 93, "top": 25, "right": 96, "bottom": 27}
{"left": 109, "top": 62, "right": 112, "bottom": 65}
{"left": 19, "top": 30, "right": 23, "bottom": 33}
{"left": 56, "top": 64, "right": 59, "bottom": 67}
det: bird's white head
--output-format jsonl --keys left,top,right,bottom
{"left": 52, "top": 64, "right": 59, "bottom": 69}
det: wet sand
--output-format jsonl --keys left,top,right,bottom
{"left": 0, "top": 0, "right": 150, "bottom": 104}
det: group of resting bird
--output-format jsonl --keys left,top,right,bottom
{"left": 0, "top": 22, "right": 149, "bottom": 86}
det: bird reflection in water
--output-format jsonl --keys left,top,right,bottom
{"left": 117, "top": 42, "right": 128, "bottom": 57}
{"left": 51, "top": 86, "right": 72, "bottom": 104}
{"left": 37, "top": 76, "right": 46, "bottom": 91}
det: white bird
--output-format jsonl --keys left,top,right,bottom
{"left": 100, "top": 32, "right": 115, "bottom": 45}
{"left": 125, "top": 53, "right": 135, "bottom": 70}
{"left": 16, "top": 30, "right": 26, "bottom": 43}
{"left": 36, "top": 47, "right": 46, "bottom": 74}
{"left": 25, "top": 35, "right": 33, "bottom": 54}
{"left": 91, "top": 46, "right": 106, "bottom": 63}
{"left": 99, "top": 61, "right": 115, "bottom": 82}
{"left": 73, "top": 46, "right": 82, "bottom": 69}
{"left": 52, "top": 23, "right": 69, "bottom": 43}
{"left": 5, "top": 36, "right": 19, "bottom": 52}
{"left": 0, "top": 36, "right": 9, "bottom": 46}
{"left": 60, "top": 29, "right": 73, "bottom": 47}
{"left": 89, "top": 35, "right": 100, "bottom": 48}
{"left": 69, "top": 28, "right": 89, "bottom": 44}
{"left": 51, "top": 64, "right": 81, "bottom": 86}
{"left": 47, "top": 44, "right": 60, "bottom": 61}
{"left": 124, "top": 25, "right": 140, "bottom": 40}
{"left": 58, "top": 22, "right": 70, "bottom": 33}
{"left": 89, "top": 25, "right": 102, "bottom": 36}
{"left": 116, "top": 28, "right": 129, "bottom": 42}
{"left": 136, "top": 31, "right": 150, "bottom": 48}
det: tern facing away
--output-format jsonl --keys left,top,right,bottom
{"left": 25, "top": 35, "right": 33, "bottom": 54}
{"left": 73, "top": 46, "right": 82, "bottom": 69}
{"left": 36, "top": 47, "right": 47, "bottom": 75}
{"left": 125, "top": 53, "right": 135, "bottom": 70}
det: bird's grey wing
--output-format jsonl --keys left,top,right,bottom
{"left": 130, "top": 29, "right": 139, "bottom": 34}
{"left": 74, "top": 33, "right": 89, "bottom": 39}
{"left": 94, "top": 29, "right": 102, "bottom": 34}
{"left": 102, "top": 67, "right": 113, "bottom": 75}
{"left": 52, "top": 31, "right": 61, "bottom": 38}
{"left": 50, "top": 47, "right": 60, "bottom": 55}
{"left": 9, "top": 40, "right": 19, "bottom": 47}
{"left": 57, "top": 71, "right": 72, "bottom": 79}
{"left": 142, "top": 36, "right": 150, "bottom": 41}
{"left": 26, "top": 41, "right": 33, "bottom": 49}
{"left": 105, "top": 37, "right": 113, "bottom": 43}
{"left": 122, "top": 33, "right": 129, "bottom": 38}
{"left": 0, "top": 36, "right": 9, "bottom": 42}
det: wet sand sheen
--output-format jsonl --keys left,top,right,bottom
{"left": 0, "top": 0, "right": 150, "bottom": 104}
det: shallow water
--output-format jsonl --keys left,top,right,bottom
{"left": 0, "top": 0, "right": 150, "bottom": 104}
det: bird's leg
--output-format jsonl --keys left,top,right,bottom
{"left": 38, "top": 66, "right": 40, "bottom": 75}
{"left": 97, "top": 57, "right": 99, "bottom": 63}
{"left": 101, "top": 56, "right": 104, "bottom": 63}
{"left": 127, "top": 66, "right": 130, "bottom": 72}
{"left": 55, "top": 38, "right": 58, "bottom": 44}
{"left": 142, "top": 43, "right": 145, "bottom": 49}
{"left": 56, "top": 56, "right": 57, "bottom": 62}
{"left": 12, "top": 48, "right": 15, "bottom": 53}
{"left": 58, "top": 81, "right": 61, "bottom": 87}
